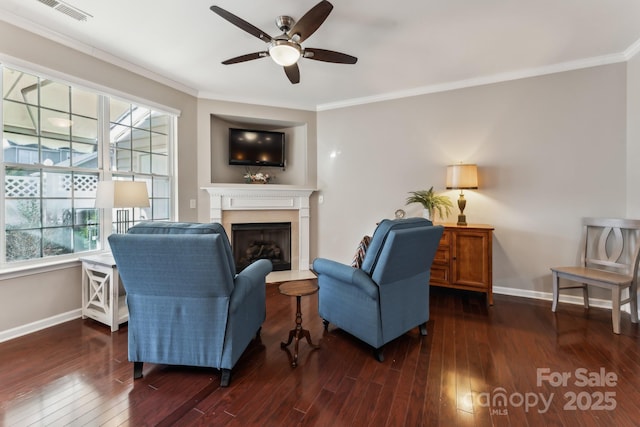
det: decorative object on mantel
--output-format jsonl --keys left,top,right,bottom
{"left": 244, "top": 168, "right": 274, "bottom": 184}
{"left": 446, "top": 163, "right": 478, "bottom": 226}
{"left": 405, "top": 187, "right": 453, "bottom": 221}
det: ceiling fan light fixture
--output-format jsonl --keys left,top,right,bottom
{"left": 268, "top": 40, "right": 301, "bottom": 66}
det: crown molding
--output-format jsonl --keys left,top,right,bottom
{"left": 624, "top": 37, "right": 640, "bottom": 60}
{"left": 0, "top": 11, "right": 198, "bottom": 98}
{"left": 317, "top": 52, "right": 627, "bottom": 111}
{"left": 2, "top": 8, "right": 638, "bottom": 113}
{"left": 197, "top": 91, "right": 316, "bottom": 112}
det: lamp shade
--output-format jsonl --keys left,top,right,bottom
{"left": 446, "top": 164, "right": 478, "bottom": 190}
{"left": 95, "top": 181, "right": 150, "bottom": 208}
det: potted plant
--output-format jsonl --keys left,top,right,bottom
{"left": 406, "top": 187, "right": 453, "bottom": 221}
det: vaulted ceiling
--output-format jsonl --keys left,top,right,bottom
{"left": 1, "top": 0, "right": 640, "bottom": 110}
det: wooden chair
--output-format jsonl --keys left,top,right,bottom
{"left": 551, "top": 218, "right": 640, "bottom": 334}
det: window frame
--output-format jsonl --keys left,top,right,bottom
{"left": 1, "top": 63, "right": 177, "bottom": 273}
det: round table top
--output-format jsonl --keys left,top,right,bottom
{"left": 278, "top": 280, "right": 319, "bottom": 297}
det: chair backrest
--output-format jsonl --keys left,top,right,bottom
{"left": 370, "top": 225, "right": 444, "bottom": 286}
{"left": 360, "top": 217, "right": 434, "bottom": 276}
{"left": 126, "top": 221, "right": 236, "bottom": 278}
{"left": 108, "top": 222, "right": 237, "bottom": 297}
{"left": 581, "top": 218, "right": 640, "bottom": 278}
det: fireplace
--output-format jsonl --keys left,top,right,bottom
{"left": 203, "top": 184, "right": 315, "bottom": 272}
{"left": 232, "top": 222, "right": 292, "bottom": 273}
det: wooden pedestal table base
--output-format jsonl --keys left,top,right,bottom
{"left": 279, "top": 280, "right": 320, "bottom": 367}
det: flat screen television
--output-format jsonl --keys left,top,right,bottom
{"left": 228, "top": 128, "right": 285, "bottom": 167}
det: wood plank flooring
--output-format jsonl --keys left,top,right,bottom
{"left": 1, "top": 283, "right": 640, "bottom": 426}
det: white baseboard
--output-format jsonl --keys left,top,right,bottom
{"left": 0, "top": 309, "right": 82, "bottom": 343}
{"left": 493, "top": 286, "right": 638, "bottom": 316}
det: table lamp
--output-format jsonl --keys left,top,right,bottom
{"left": 95, "top": 181, "right": 150, "bottom": 234}
{"left": 446, "top": 164, "right": 478, "bottom": 226}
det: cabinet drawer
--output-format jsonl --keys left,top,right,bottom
{"left": 430, "top": 264, "right": 449, "bottom": 285}
{"left": 434, "top": 246, "right": 449, "bottom": 264}
{"left": 439, "top": 230, "right": 451, "bottom": 245}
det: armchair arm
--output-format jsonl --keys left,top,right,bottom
{"left": 312, "top": 258, "right": 378, "bottom": 300}
{"left": 230, "top": 259, "right": 272, "bottom": 312}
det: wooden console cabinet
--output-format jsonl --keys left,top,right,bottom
{"left": 430, "top": 223, "right": 494, "bottom": 304}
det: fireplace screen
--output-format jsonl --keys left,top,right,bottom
{"left": 231, "top": 222, "right": 292, "bottom": 273}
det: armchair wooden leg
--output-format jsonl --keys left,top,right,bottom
{"left": 220, "top": 369, "right": 231, "bottom": 387}
{"left": 256, "top": 326, "right": 262, "bottom": 338}
{"left": 322, "top": 319, "right": 329, "bottom": 331}
{"left": 374, "top": 348, "right": 384, "bottom": 363}
{"left": 419, "top": 323, "right": 428, "bottom": 336}
{"left": 133, "top": 362, "right": 143, "bottom": 379}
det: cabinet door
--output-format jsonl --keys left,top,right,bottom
{"left": 451, "top": 230, "right": 491, "bottom": 289}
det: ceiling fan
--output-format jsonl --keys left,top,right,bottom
{"left": 210, "top": 0, "right": 357, "bottom": 84}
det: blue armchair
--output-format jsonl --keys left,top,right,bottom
{"left": 108, "top": 222, "right": 272, "bottom": 387}
{"left": 313, "top": 218, "right": 444, "bottom": 361}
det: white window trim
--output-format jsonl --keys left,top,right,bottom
{"left": 1, "top": 60, "right": 178, "bottom": 275}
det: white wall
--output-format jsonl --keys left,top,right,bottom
{"left": 627, "top": 53, "right": 640, "bottom": 217}
{"left": 316, "top": 64, "right": 627, "bottom": 298}
{"left": 0, "top": 21, "right": 198, "bottom": 335}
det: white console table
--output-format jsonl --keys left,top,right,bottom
{"left": 80, "top": 253, "right": 128, "bottom": 332}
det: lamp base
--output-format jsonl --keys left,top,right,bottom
{"left": 457, "top": 192, "right": 468, "bottom": 226}
{"left": 116, "top": 209, "right": 130, "bottom": 234}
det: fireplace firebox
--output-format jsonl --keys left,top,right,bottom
{"left": 231, "top": 222, "right": 292, "bottom": 273}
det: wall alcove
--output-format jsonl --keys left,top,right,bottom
{"left": 210, "top": 114, "right": 309, "bottom": 186}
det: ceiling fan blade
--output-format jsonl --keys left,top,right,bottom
{"left": 303, "top": 48, "right": 358, "bottom": 64}
{"left": 284, "top": 64, "right": 300, "bottom": 84}
{"left": 222, "top": 52, "right": 269, "bottom": 65}
{"left": 210, "top": 6, "right": 273, "bottom": 43}
{"left": 288, "top": 0, "right": 333, "bottom": 43}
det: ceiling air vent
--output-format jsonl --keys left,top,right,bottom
{"left": 36, "top": 0, "right": 92, "bottom": 22}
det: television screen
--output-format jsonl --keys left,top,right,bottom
{"left": 228, "top": 128, "right": 285, "bottom": 167}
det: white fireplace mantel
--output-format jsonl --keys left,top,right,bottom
{"left": 202, "top": 184, "right": 316, "bottom": 271}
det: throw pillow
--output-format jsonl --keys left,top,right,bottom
{"left": 351, "top": 235, "right": 371, "bottom": 269}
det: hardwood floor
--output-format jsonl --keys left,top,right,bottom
{"left": 1, "top": 283, "right": 640, "bottom": 426}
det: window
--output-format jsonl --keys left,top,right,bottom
{"left": 2, "top": 65, "right": 175, "bottom": 266}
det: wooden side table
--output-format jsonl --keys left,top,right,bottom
{"left": 430, "top": 223, "right": 494, "bottom": 304}
{"left": 279, "top": 280, "right": 320, "bottom": 367}
{"left": 80, "top": 253, "right": 128, "bottom": 332}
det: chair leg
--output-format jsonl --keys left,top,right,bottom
{"left": 256, "top": 326, "right": 262, "bottom": 338}
{"left": 630, "top": 284, "right": 639, "bottom": 324}
{"left": 551, "top": 271, "right": 560, "bottom": 312}
{"left": 322, "top": 319, "right": 329, "bottom": 331}
{"left": 220, "top": 369, "right": 231, "bottom": 387}
{"left": 374, "top": 348, "right": 384, "bottom": 363}
{"left": 582, "top": 283, "right": 589, "bottom": 309}
{"left": 419, "top": 323, "right": 428, "bottom": 336}
{"left": 612, "top": 288, "right": 622, "bottom": 334}
{"left": 133, "top": 362, "right": 143, "bottom": 379}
